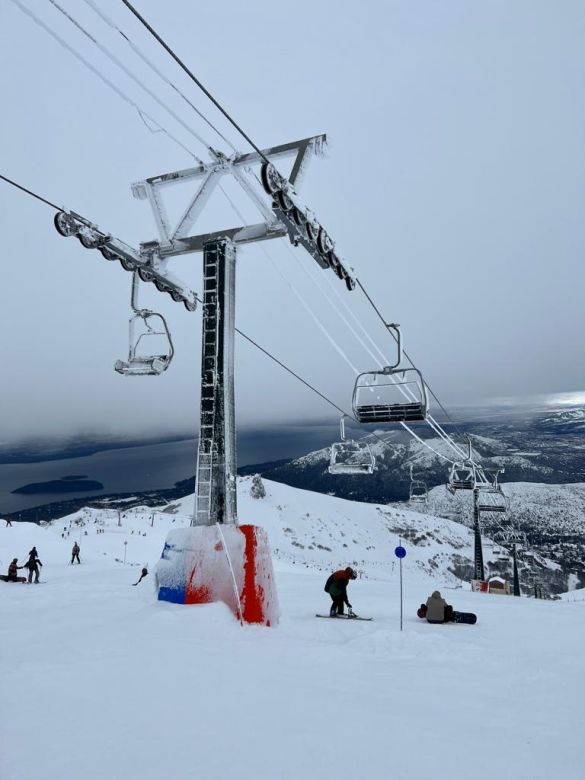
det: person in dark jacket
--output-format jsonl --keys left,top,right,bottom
{"left": 132, "top": 567, "right": 148, "bottom": 586}
{"left": 419, "top": 590, "right": 454, "bottom": 623}
{"left": 71, "top": 542, "right": 81, "bottom": 564}
{"left": 7, "top": 558, "right": 25, "bottom": 582}
{"left": 24, "top": 547, "right": 42, "bottom": 584}
{"left": 324, "top": 567, "right": 357, "bottom": 616}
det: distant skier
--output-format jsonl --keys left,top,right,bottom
{"left": 132, "top": 567, "right": 148, "bottom": 586}
{"left": 419, "top": 591, "right": 454, "bottom": 623}
{"left": 324, "top": 566, "right": 357, "bottom": 616}
{"left": 24, "top": 547, "right": 42, "bottom": 584}
{"left": 5, "top": 517, "right": 12, "bottom": 527}
{"left": 71, "top": 542, "right": 81, "bottom": 564}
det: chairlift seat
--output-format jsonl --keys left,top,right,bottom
{"left": 329, "top": 440, "right": 375, "bottom": 476}
{"left": 114, "top": 356, "right": 170, "bottom": 376}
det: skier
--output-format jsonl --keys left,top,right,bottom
{"left": 71, "top": 542, "right": 81, "bottom": 564}
{"left": 419, "top": 590, "right": 454, "bottom": 623}
{"left": 24, "top": 547, "right": 43, "bottom": 584}
{"left": 5, "top": 517, "right": 12, "bottom": 527}
{"left": 6, "top": 559, "right": 25, "bottom": 582}
{"left": 132, "top": 567, "right": 148, "bottom": 586}
{"left": 324, "top": 566, "right": 357, "bottom": 616}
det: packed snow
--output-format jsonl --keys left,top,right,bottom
{"left": 1, "top": 477, "right": 583, "bottom": 780}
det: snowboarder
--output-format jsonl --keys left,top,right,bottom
{"left": 24, "top": 547, "right": 42, "bottom": 584}
{"left": 71, "top": 542, "right": 81, "bottom": 564}
{"left": 4, "top": 559, "right": 26, "bottom": 582}
{"left": 418, "top": 591, "right": 454, "bottom": 623}
{"left": 324, "top": 566, "right": 357, "bottom": 616}
{"left": 132, "top": 567, "right": 148, "bottom": 586}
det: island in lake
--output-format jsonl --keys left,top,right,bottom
{"left": 12, "top": 476, "right": 104, "bottom": 495}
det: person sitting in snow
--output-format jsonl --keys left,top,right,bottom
{"left": 24, "top": 547, "right": 42, "bottom": 584}
{"left": 71, "top": 542, "right": 81, "bottom": 564}
{"left": 324, "top": 567, "right": 358, "bottom": 616}
{"left": 7, "top": 558, "right": 25, "bottom": 582}
{"left": 418, "top": 590, "right": 454, "bottom": 623}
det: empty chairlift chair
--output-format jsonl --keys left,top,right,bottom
{"left": 115, "top": 272, "right": 174, "bottom": 376}
{"left": 352, "top": 324, "right": 428, "bottom": 424}
{"left": 409, "top": 464, "right": 428, "bottom": 503}
{"left": 447, "top": 436, "right": 477, "bottom": 493}
{"left": 328, "top": 415, "right": 375, "bottom": 475}
{"left": 476, "top": 468, "right": 510, "bottom": 513}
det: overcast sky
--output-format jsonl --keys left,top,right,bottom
{"left": 1, "top": 0, "right": 584, "bottom": 442}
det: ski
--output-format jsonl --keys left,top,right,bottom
{"left": 315, "top": 614, "right": 373, "bottom": 621}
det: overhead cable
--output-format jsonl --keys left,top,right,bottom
{"left": 79, "top": 0, "right": 238, "bottom": 153}
{"left": 10, "top": 0, "right": 198, "bottom": 162}
{"left": 119, "top": 0, "right": 268, "bottom": 162}
{"left": 47, "top": 0, "right": 209, "bottom": 160}
{"left": 0, "top": 174, "right": 61, "bottom": 211}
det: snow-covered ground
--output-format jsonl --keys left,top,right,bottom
{"left": 1, "top": 478, "right": 583, "bottom": 780}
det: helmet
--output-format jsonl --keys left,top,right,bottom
{"left": 345, "top": 567, "right": 357, "bottom": 580}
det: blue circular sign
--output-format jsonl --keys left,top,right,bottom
{"left": 394, "top": 545, "right": 406, "bottom": 559}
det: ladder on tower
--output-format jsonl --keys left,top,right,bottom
{"left": 194, "top": 250, "right": 220, "bottom": 525}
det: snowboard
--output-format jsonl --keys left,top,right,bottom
{"left": 452, "top": 611, "right": 477, "bottom": 625}
{"left": 316, "top": 614, "right": 373, "bottom": 621}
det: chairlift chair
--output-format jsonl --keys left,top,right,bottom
{"left": 409, "top": 464, "right": 428, "bottom": 502}
{"left": 352, "top": 324, "right": 428, "bottom": 424}
{"left": 447, "top": 436, "right": 478, "bottom": 492}
{"left": 115, "top": 272, "right": 174, "bottom": 376}
{"left": 476, "top": 469, "right": 509, "bottom": 513}
{"left": 328, "top": 415, "right": 375, "bottom": 475}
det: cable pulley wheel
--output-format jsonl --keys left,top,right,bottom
{"left": 54, "top": 211, "right": 78, "bottom": 237}
{"left": 260, "top": 162, "right": 284, "bottom": 195}
{"left": 276, "top": 190, "right": 295, "bottom": 212}
{"left": 78, "top": 232, "right": 100, "bottom": 249}
{"left": 99, "top": 246, "right": 118, "bottom": 261}
{"left": 138, "top": 266, "right": 154, "bottom": 283}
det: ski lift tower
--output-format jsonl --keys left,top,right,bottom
{"left": 51, "top": 133, "right": 356, "bottom": 622}
{"left": 131, "top": 136, "right": 356, "bottom": 622}
{"left": 51, "top": 134, "right": 355, "bottom": 624}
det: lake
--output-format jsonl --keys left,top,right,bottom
{"left": 0, "top": 425, "right": 337, "bottom": 515}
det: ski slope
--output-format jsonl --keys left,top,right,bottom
{"left": 1, "top": 478, "right": 583, "bottom": 780}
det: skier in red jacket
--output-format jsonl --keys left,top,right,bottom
{"left": 324, "top": 567, "right": 357, "bottom": 616}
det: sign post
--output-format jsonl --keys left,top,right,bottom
{"left": 394, "top": 543, "right": 406, "bottom": 631}
{"left": 123, "top": 540, "right": 128, "bottom": 566}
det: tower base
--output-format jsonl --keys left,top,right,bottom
{"left": 156, "top": 524, "right": 279, "bottom": 626}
